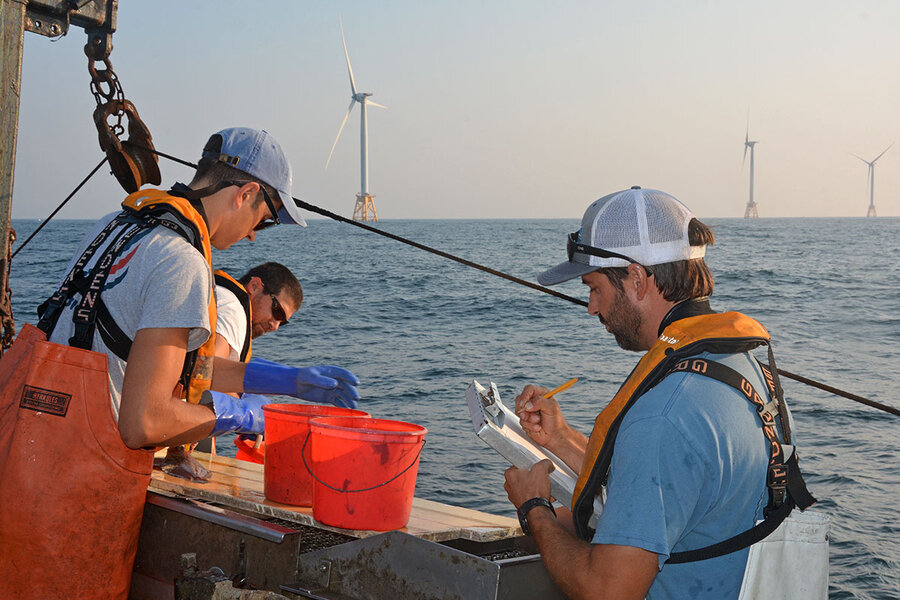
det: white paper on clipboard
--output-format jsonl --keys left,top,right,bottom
{"left": 465, "top": 379, "right": 604, "bottom": 521}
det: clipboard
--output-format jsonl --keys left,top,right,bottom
{"left": 465, "top": 379, "right": 604, "bottom": 520}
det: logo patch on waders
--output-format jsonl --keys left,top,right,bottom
{"left": 20, "top": 385, "right": 71, "bottom": 417}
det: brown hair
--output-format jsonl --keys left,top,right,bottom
{"left": 239, "top": 262, "right": 303, "bottom": 308}
{"left": 602, "top": 218, "right": 715, "bottom": 303}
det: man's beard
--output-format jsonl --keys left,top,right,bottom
{"left": 250, "top": 323, "right": 265, "bottom": 340}
{"left": 599, "top": 289, "right": 644, "bottom": 352}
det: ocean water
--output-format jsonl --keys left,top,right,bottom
{"left": 8, "top": 216, "right": 900, "bottom": 599}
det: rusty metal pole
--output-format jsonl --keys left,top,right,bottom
{"left": 0, "top": 0, "right": 26, "bottom": 353}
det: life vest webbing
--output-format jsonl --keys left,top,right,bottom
{"left": 213, "top": 270, "right": 252, "bottom": 362}
{"left": 665, "top": 357, "right": 816, "bottom": 563}
{"left": 38, "top": 193, "right": 215, "bottom": 400}
{"left": 37, "top": 215, "right": 129, "bottom": 335}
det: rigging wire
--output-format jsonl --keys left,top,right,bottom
{"left": 11, "top": 157, "right": 109, "bottom": 259}
{"left": 15, "top": 143, "right": 898, "bottom": 418}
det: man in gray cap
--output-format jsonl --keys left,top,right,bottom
{"left": 0, "top": 127, "right": 360, "bottom": 598}
{"left": 503, "top": 187, "right": 815, "bottom": 600}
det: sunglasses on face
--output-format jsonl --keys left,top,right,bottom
{"left": 254, "top": 185, "right": 282, "bottom": 231}
{"left": 224, "top": 180, "right": 281, "bottom": 231}
{"left": 265, "top": 287, "right": 289, "bottom": 326}
{"left": 566, "top": 231, "right": 653, "bottom": 276}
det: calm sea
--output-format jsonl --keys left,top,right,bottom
{"left": 9, "top": 216, "right": 900, "bottom": 599}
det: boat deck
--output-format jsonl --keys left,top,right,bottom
{"left": 149, "top": 450, "right": 521, "bottom": 543}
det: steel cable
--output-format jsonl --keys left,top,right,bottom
{"left": 18, "top": 143, "right": 895, "bottom": 418}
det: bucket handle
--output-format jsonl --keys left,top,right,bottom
{"left": 301, "top": 431, "right": 425, "bottom": 493}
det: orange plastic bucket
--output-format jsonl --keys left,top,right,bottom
{"left": 262, "top": 404, "right": 369, "bottom": 506}
{"left": 233, "top": 436, "right": 265, "bottom": 464}
{"left": 308, "top": 416, "right": 427, "bottom": 531}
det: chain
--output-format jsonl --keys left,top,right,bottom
{"left": 1, "top": 227, "right": 17, "bottom": 352}
{"left": 86, "top": 47, "right": 126, "bottom": 136}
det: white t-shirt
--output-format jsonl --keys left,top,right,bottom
{"left": 214, "top": 284, "right": 247, "bottom": 362}
{"left": 47, "top": 211, "right": 212, "bottom": 419}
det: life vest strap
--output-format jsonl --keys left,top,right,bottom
{"left": 69, "top": 219, "right": 154, "bottom": 351}
{"left": 37, "top": 203, "right": 204, "bottom": 384}
{"left": 664, "top": 357, "right": 816, "bottom": 564}
{"left": 213, "top": 271, "right": 252, "bottom": 363}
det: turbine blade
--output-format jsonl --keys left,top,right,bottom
{"left": 742, "top": 143, "right": 747, "bottom": 168}
{"left": 325, "top": 100, "right": 357, "bottom": 170}
{"left": 872, "top": 142, "right": 894, "bottom": 164}
{"left": 339, "top": 16, "right": 358, "bottom": 96}
{"left": 745, "top": 107, "right": 750, "bottom": 144}
{"left": 367, "top": 100, "right": 388, "bottom": 110}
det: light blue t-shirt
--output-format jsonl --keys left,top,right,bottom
{"left": 591, "top": 351, "right": 784, "bottom": 600}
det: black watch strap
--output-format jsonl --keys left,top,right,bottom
{"left": 517, "top": 497, "right": 556, "bottom": 535}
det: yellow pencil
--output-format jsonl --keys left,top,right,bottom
{"left": 515, "top": 377, "right": 578, "bottom": 417}
{"left": 543, "top": 377, "right": 578, "bottom": 399}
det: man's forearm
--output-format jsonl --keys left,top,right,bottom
{"left": 527, "top": 507, "right": 596, "bottom": 599}
{"left": 527, "top": 508, "right": 657, "bottom": 600}
{"left": 211, "top": 355, "right": 247, "bottom": 393}
{"left": 545, "top": 426, "right": 589, "bottom": 473}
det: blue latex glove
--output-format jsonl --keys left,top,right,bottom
{"left": 205, "top": 391, "right": 268, "bottom": 437}
{"left": 243, "top": 358, "right": 361, "bottom": 408}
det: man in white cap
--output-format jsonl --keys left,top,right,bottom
{"left": 503, "top": 187, "right": 815, "bottom": 599}
{"left": 0, "top": 127, "right": 360, "bottom": 598}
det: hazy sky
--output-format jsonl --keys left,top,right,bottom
{"left": 10, "top": 0, "right": 900, "bottom": 220}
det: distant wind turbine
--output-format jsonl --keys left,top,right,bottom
{"left": 742, "top": 116, "right": 759, "bottom": 218}
{"left": 325, "top": 16, "right": 386, "bottom": 222}
{"left": 851, "top": 143, "right": 893, "bottom": 217}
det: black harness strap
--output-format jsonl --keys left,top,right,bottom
{"left": 666, "top": 357, "right": 816, "bottom": 564}
{"left": 214, "top": 272, "right": 252, "bottom": 362}
{"left": 69, "top": 219, "right": 154, "bottom": 350}
{"left": 37, "top": 215, "right": 125, "bottom": 335}
{"left": 37, "top": 203, "right": 207, "bottom": 387}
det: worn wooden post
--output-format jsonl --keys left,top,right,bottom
{"left": 0, "top": 0, "right": 26, "bottom": 353}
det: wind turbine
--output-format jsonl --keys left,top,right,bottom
{"left": 742, "top": 118, "right": 759, "bottom": 218}
{"left": 851, "top": 143, "right": 893, "bottom": 217}
{"left": 325, "top": 17, "right": 386, "bottom": 222}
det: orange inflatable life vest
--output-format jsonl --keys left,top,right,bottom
{"left": 0, "top": 189, "right": 217, "bottom": 598}
{"left": 571, "top": 311, "right": 772, "bottom": 538}
{"left": 122, "top": 189, "right": 218, "bottom": 404}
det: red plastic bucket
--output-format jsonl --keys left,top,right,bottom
{"left": 262, "top": 404, "right": 369, "bottom": 506}
{"left": 308, "top": 416, "right": 427, "bottom": 531}
{"left": 234, "top": 436, "right": 265, "bottom": 464}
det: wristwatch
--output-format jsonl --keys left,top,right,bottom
{"left": 517, "top": 497, "right": 557, "bottom": 535}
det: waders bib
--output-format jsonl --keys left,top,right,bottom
{"left": 0, "top": 190, "right": 215, "bottom": 598}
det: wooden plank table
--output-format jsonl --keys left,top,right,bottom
{"left": 149, "top": 450, "right": 521, "bottom": 543}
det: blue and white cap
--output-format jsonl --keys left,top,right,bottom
{"left": 203, "top": 127, "right": 306, "bottom": 227}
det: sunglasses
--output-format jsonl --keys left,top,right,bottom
{"left": 265, "top": 287, "right": 289, "bottom": 326}
{"left": 567, "top": 231, "right": 653, "bottom": 276}
{"left": 224, "top": 180, "right": 281, "bottom": 231}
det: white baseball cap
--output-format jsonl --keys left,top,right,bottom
{"left": 538, "top": 187, "right": 706, "bottom": 285}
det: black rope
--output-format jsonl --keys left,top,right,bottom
{"left": 120, "top": 141, "right": 588, "bottom": 307}
{"left": 767, "top": 366, "right": 900, "bottom": 418}
{"left": 37, "top": 144, "right": 896, "bottom": 419}
{"left": 11, "top": 156, "right": 109, "bottom": 259}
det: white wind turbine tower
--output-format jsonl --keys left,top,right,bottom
{"left": 851, "top": 143, "right": 893, "bottom": 217}
{"left": 325, "top": 17, "right": 386, "bottom": 222}
{"left": 743, "top": 119, "right": 759, "bottom": 218}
